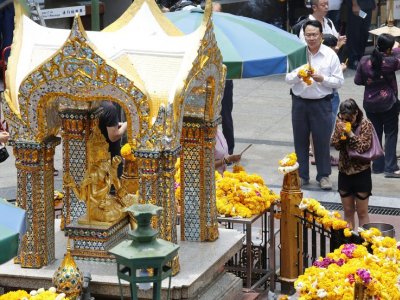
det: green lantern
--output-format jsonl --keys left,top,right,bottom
{"left": 109, "top": 204, "right": 179, "bottom": 300}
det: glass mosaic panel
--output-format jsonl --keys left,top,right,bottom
{"left": 183, "top": 146, "right": 201, "bottom": 241}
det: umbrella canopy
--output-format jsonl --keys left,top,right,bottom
{"left": 166, "top": 9, "right": 306, "bottom": 79}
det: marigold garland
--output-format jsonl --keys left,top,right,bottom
{"left": 298, "top": 64, "right": 315, "bottom": 86}
{"left": 0, "top": 287, "right": 69, "bottom": 300}
{"left": 295, "top": 226, "right": 400, "bottom": 299}
{"left": 120, "top": 143, "right": 136, "bottom": 161}
{"left": 278, "top": 152, "right": 297, "bottom": 167}
{"left": 299, "top": 198, "right": 348, "bottom": 230}
{"left": 173, "top": 162, "right": 279, "bottom": 218}
{"left": 278, "top": 152, "right": 299, "bottom": 174}
{"left": 340, "top": 122, "right": 352, "bottom": 140}
{"left": 215, "top": 167, "right": 279, "bottom": 218}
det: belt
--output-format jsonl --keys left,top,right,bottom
{"left": 291, "top": 91, "right": 333, "bottom": 101}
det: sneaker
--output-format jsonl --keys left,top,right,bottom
{"left": 384, "top": 170, "right": 400, "bottom": 178}
{"left": 319, "top": 177, "right": 332, "bottom": 190}
{"left": 300, "top": 178, "right": 309, "bottom": 186}
{"left": 372, "top": 169, "right": 384, "bottom": 174}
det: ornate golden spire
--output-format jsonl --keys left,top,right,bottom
{"left": 52, "top": 239, "right": 83, "bottom": 300}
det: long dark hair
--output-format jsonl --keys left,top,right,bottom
{"left": 371, "top": 33, "right": 395, "bottom": 77}
{"left": 339, "top": 98, "right": 364, "bottom": 125}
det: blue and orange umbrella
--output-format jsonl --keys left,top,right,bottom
{"left": 166, "top": 9, "right": 306, "bottom": 79}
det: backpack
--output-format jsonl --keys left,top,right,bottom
{"left": 291, "top": 16, "right": 334, "bottom": 37}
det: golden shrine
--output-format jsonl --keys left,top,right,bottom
{"left": 2, "top": 0, "right": 226, "bottom": 272}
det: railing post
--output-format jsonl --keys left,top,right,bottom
{"left": 279, "top": 169, "right": 303, "bottom": 294}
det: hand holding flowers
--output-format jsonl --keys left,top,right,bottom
{"left": 297, "top": 64, "right": 315, "bottom": 85}
{"left": 339, "top": 121, "right": 352, "bottom": 140}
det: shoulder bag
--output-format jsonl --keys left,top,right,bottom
{"left": 347, "top": 123, "right": 383, "bottom": 161}
{"left": 0, "top": 146, "right": 9, "bottom": 163}
{"left": 0, "top": 122, "right": 9, "bottom": 163}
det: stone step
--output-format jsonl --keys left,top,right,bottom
{"left": 237, "top": 290, "right": 261, "bottom": 300}
{"left": 198, "top": 272, "right": 243, "bottom": 300}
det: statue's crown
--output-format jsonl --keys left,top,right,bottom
{"left": 87, "top": 126, "right": 110, "bottom": 163}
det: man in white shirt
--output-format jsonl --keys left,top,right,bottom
{"left": 299, "top": 0, "right": 346, "bottom": 51}
{"left": 286, "top": 20, "right": 344, "bottom": 190}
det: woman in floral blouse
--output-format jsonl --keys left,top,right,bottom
{"left": 354, "top": 33, "right": 400, "bottom": 178}
{"left": 331, "top": 99, "right": 373, "bottom": 227}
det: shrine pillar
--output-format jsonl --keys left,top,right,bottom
{"left": 13, "top": 137, "right": 60, "bottom": 268}
{"left": 179, "top": 117, "right": 219, "bottom": 242}
{"left": 280, "top": 169, "right": 303, "bottom": 294}
{"left": 136, "top": 148, "right": 180, "bottom": 274}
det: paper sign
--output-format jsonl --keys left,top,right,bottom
{"left": 41, "top": 6, "right": 86, "bottom": 20}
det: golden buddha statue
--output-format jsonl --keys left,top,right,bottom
{"left": 63, "top": 126, "right": 137, "bottom": 226}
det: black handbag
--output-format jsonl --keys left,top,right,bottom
{"left": 0, "top": 147, "right": 9, "bottom": 163}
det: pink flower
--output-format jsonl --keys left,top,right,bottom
{"left": 347, "top": 274, "right": 355, "bottom": 284}
{"left": 341, "top": 244, "right": 356, "bottom": 258}
{"left": 357, "top": 268, "right": 372, "bottom": 284}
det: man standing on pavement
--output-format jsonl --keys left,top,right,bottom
{"left": 285, "top": 20, "right": 344, "bottom": 190}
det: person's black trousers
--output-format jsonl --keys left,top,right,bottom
{"left": 221, "top": 80, "right": 234, "bottom": 155}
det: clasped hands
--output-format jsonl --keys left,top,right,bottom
{"left": 337, "top": 120, "right": 353, "bottom": 140}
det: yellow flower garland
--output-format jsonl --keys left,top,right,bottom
{"left": 215, "top": 167, "right": 279, "bottom": 218}
{"left": 0, "top": 287, "right": 70, "bottom": 300}
{"left": 299, "top": 198, "right": 348, "bottom": 230}
{"left": 298, "top": 64, "right": 315, "bottom": 86}
{"left": 174, "top": 161, "right": 279, "bottom": 218}
{"left": 278, "top": 152, "right": 297, "bottom": 167}
{"left": 295, "top": 213, "right": 400, "bottom": 299}
{"left": 120, "top": 143, "right": 136, "bottom": 161}
{"left": 340, "top": 122, "right": 352, "bottom": 140}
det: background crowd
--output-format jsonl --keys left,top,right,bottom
{"left": 285, "top": 0, "right": 400, "bottom": 229}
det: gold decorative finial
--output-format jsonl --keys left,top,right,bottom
{"left": 52, "top": 238, "right": 83, "bottom": 300}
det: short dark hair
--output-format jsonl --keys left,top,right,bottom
{"left": 303, "top": 19, "right": 322, "bottom": 34}
{"left": 322, "top": 34, "right": 338, "bottom": 47}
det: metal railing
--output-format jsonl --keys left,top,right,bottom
{"left": 297, "top": 209, "right": 364, "bottom": 272}
{"left": 218, "top": 205, "right": 276, "bottom": 291}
